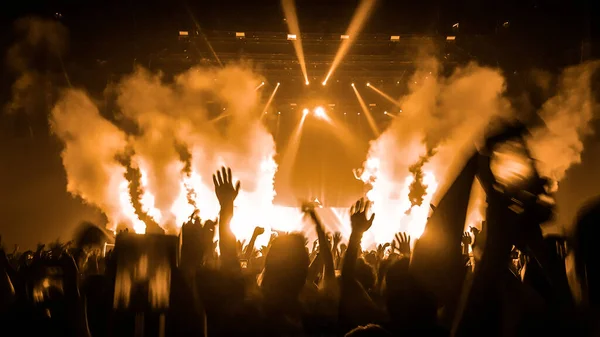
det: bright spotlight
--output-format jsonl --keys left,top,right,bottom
{"left": 340, "top": 34, "right": 350, "bottom": 40}
{"left": 277, "top": 82, "right": 280, "bottom": 85}
{"left": 305, "top": 80, "right": 310, "bottom": 85}
{"left": 287, "top": 34, "right": 297, "bottom": 41}
{"left": 314, "top": 106, "right": 326, "bottom": 119}
{"left": 351, "top": 83, "right": 355, "bottom": 87}
{"left": 262, "top": 81, "right": 265, "bottom": 85}
{"left": 366, "top": 82, "right": 370, "bottom": 87}
{"left": 302, "top": 108, "right": 310, "bottom": 116}
{"left": 384, "top": 111, "right": 387, "bottom": 115}
{"left": 322, "top": 81, "right": 327, "bottom": 86}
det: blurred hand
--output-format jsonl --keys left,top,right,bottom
{"left": 212, "top": 166, "right": 241, "bottom": 209}
{"left": 253, "top": 226, "right": 265, "bottom": 237}
{"left": 462, "top": 232, "right": 473, "bottom": 246}
{"left": 350, "top": 198, "right": 375, "bottom": 234}
{"left": 395, "top": 232, "right": 411, "bottom": 256}
{"left": 333, "top": 232, "right": 342, "bottom": 248}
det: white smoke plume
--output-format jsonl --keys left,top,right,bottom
{"left": 527, "top": 61, "right": 600, "bottom": 181}
{"left": 360, "top": 57, "right": 514, "bottom": 243}
{"left": 51, "top": 65, "right": 277, "bottom": 237}
{"left": 50, "top": 90, "right": 129, "bottom": 226}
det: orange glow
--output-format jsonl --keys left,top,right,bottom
{"left": 358, "top": 156, "right": 439, "bottom": 247}
{"left": 323, "top": 0, "right": 378, "bottom": 84}
{"left": 314, "top": 106, "right": 327, "bottom": 119}
{"left": 281, "top": 0, "right": 310, "bottom": 86}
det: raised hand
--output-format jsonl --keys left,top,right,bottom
{"left": 394, "top": 232, "right": 411, "bottom": 256}
{"left": 333, "top": 232, "right": 342, "bottom": 248}
{"left": 350, "top": 198, "right": 375, "bottom": 234}
{"left": 462, "top": 232, "right": 472, "bottom": 246}
{"left": 212, "top": 166, "right": 241, "bottom": 209}
{"left": 253, "top": 226, "right": 265, "bottom": 237}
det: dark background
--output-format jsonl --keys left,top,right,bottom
{"left": 0, "top": 0, "right": 599, "bottom": 248}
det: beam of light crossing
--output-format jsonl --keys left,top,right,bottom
{"left": 183, "top": 4, "right": 223, "bottom": 67}
{"left": 278, "top": 111, "right": 309, "bottom": 189}
{"left": 367, "top": 83, "right": 402, "bottom": 108}
{"left": 260, "top": 82, "right": 281, "bottom": 120}
{"left": 322, "top": 0, "right": 378, "bottom": 85}
{"left": 281, "top": 0, "right": 310, "bottom": 85}
{"left": 351, "top": 85, "right": 380, "bottom": 137}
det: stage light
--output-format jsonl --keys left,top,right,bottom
{"left": 322, "top": 81, "right": 327, "bottom": 86}
{"left": 305, "top": 80, "right": 310, "bottom": 85}
{"left": 287, "top": 34, "right": 297, "bottom": 40}
{"left": 341, "top": 34, "right": 350, "bottom": 40}
{"left": 236, "top": 32, "right": 246, "bottom": 38}
{"left": 358, "top": 112, "right": 361, "bottom": 115}
{"left": 390, "top": 35, "right": 400, "bottom": 41}
{"left": 452, "top": 23, "right": 459, "bottom": 29}
{"left": 399, "top": 109, "right": 403, "bottom": 112}
{"left": 278, "top": 111, "right": 281, "bottom": 115}
{"left": 366, "top": 82, "right": 370, "bottom": 87}
{"left": 351, "top": 83, "right": 355, "bottom": 87}
{"left": 179, "top": 31, "right": 189, "bottom": 36}
{"left": 302, "top": 108, "right": 310, "bottom": 116}
{"left": 446, "top": 36, "right": 456, "bottom": 41}
{"left": 384, "top": 111, "right": 387, "bottom": 115}
{"left": 264, "top": 111, "right": 268, "bottom": 114}
{"left": 369, "top": 103, "right": 376, "bottom": 107}
{"left": 344, "top": 112, "right": 347, "bottom": 115}
{"left": 314, "top": 106, "right": 326, "bottom": 119}
{"left": 262, "top": 81, "right": 265, "bottom": 85}
{"left": 277, "top": 82, "right": 280, "bottom": 85}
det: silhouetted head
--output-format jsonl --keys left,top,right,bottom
{"left": 356, "top": 258, "right": 376, "bottom": 291}
{"left": 261, "top": 233, "right": 309, "bottom": 302}
{"left": 384, "top": 257, "right": 437, "bottom": 327}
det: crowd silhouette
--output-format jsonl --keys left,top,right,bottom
{"left": 2, "top": 134, "right": 600, "bottom": 337}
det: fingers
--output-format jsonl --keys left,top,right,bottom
{"left": 368, "top": 213, "right": 375, "bottom": 224}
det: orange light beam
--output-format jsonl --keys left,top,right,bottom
{"left": 281, "top": 0, "right": 310, "bottom": 85}
{"left": 278, "top": 113, "right": 308, "bottom": 185}
{"left": 183, "top": 4, "right": 223, "bottom": 67}
{"left": 322, "top": 0, "right": 378, "bottom": 84}
{"left": 368, "top": 83, "right": 402, "bottom": 107}
{"left": 255, "top": 82, "right": 265, "bottom": 91}
{"left": 260, "top": 83, "right": 280, "bottom": 120}
{"left": 352, "top": 86, "right": 380, "bottom": 137}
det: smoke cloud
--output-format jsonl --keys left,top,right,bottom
{"left": 360, "top": 57, "right": 514, "bottom": 242}
{"left": 5, "top": 17, "right": 68, "bottom": 117}
{"left": 527, "top": 61, "right": 600, "bottom": 181}
{"left": 51, "top": 65, "right": 277, "bottom": 235}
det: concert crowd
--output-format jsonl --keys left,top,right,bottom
{"left": 1, "top": 144, "right": 600, "bottom": 337}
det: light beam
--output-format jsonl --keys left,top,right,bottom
{"left": 323, "top": 0, "right": 378, "bottom": 84}
{"left": 281, "top": 0, "right": 310, "bottom": 86}
{"left": 260, "top": 82, "right": 281, "bottom": 119}
{"left": 352, "top": 85, "right": 380, "bottom": 137}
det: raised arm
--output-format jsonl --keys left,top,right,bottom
{"left": 342, "top": 198, "right": 375, "bottom": 282}
{"left": 303, "top": 203, "right": 336, "bottom": 291}
{"left": 212, "top": 167, "right": 241, "bottom": 270}
{"left": 243, "top": 226, "right": 264, "bottom": 260}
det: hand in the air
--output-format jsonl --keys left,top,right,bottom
{"left": 350, "top": 198, "right": 375, "bottom": 234}
{"left": 395, "top": 232, "right": 411, "bottom": 256}
{"left": 332, "top": 232, "right": 342, "bottom": 248}
{"left": 212, "top": 167, "right": 241, "bottom": 208}
{"left": 253, "top": 226, "right": 265, "bottom": 237}
{"left": 461, "top": 232, "right": 472, "bottom": 246}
